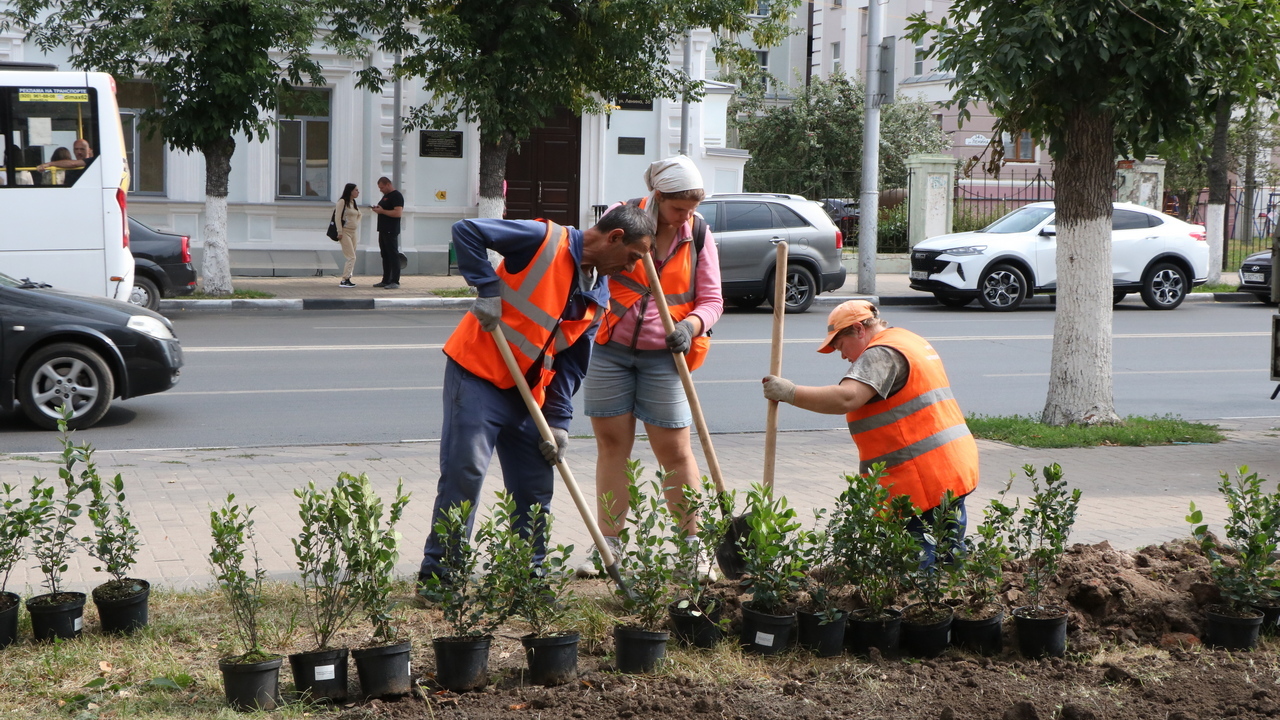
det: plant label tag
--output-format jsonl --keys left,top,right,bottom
{"left": 73, "top": 617, "right": 82, "bottom": 631}
{"left": 755, "top": 631, "right": 775, "bottom": 647}
{"left": 407, "top": 661, "right": 412, "bottom": 675}
{"left": 314, "top": 665, "right": 335, "bottom": 681}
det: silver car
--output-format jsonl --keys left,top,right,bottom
{"left": 699, "top": 193, "right": 848, "bottom": 313}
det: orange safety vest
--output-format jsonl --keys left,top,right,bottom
{"left": 846, "top": 328, "right": 979, "bottom": 512}
{"left": 595, "top": 197, "right": 711, "bottom": 370}
{"left": 443, "top": 221, "right": 600, "bottom": 406}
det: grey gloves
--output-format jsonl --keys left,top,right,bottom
{"left": 762, "top": 375, "right": 796, "bottom": 404}
{"left": 666, "top": 318, "right": 696, "bottom": 354}
{"left": 471, "top": 295, "right": 502, "bottom": 332}
{"left": 540, "top": 426, "right": 569, "bottom": 465}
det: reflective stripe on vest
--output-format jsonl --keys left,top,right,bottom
{"left": 845, "top": 328, "right": 979, "bottom": 511}
{"left": 442, "top": 221, "right": 599, "bottom": 405}
{"left": 596, "top": 199, "right": 700, "bottom": 344}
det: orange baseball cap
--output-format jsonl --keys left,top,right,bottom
{"left": 817, "top": 300, "right": 879, "bottom": 353}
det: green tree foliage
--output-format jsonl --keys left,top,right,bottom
{"left": 4, "top": 0, "right": 326, "bottom": 295}
{"left": 326, "top": 0, "right": 801, "bottom": 215}
{"left": 738, "top": 75, "right": 950, "bottom": 197}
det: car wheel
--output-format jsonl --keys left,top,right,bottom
{"left": 731, "top": 295, "right": 765, "bottom": 310}
{"left": 976, "top": 263, "right": 1027, "bottom": 311}
{"left": 934, "top": 293, "right": 971, "bottom": 308}
{"left": 129, "top": 275, "right": 161, "bottom": 311}
{"left": 770, "top": 263, "right": 817, "bottom": 314}
{"left": 1140, "top": 262, "right": 1188, "bottom": 310}
{"left": 17, "top": 343, "right": 115, "bottom": 431}
{"left": 1113, "top": 291, "right": 1128, "bottom": 305}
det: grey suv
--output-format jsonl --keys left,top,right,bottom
{"left": 699, "top": 193, "right": 847, "bottom": 313}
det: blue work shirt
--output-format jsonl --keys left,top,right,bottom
{"left": 451, "top": 218, "right": 610, "bottom": 429}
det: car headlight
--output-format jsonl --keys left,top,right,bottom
{"left": 127, "top": 315, "right": 175, "bottom": 340}
{"left": 940, "top": 245, "right": 988, "bottom": 256}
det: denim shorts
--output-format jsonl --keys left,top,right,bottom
{"left": 583, "top": 341, "right": 691, "bottom": 429}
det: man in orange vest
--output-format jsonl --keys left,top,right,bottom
{"left": 761, "top": 300, "right": 979, "bottom": 562}
{"left": 418, "top": 204, "right": 655, "bottom": 589}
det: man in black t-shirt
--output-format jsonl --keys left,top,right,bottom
{"left": 371, "top": 176, "right": 405, "bottom": 288}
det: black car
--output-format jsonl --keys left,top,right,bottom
{"left": 1237, "top": 250, "right": 1276, "bottom": 305}
{"left": 129, "top": 217, "right": 197, "bottom": 311}
{"left": 0, "top": 272, "right": 183, "bottom": 430}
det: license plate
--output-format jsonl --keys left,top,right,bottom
{"left": 1243, "top": 272, "right": 1265, "bottom": 283}
{"left": 909, "top": 270, "right": 929, "bottom": 280}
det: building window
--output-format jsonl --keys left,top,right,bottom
{"left": 833, "top": 0, "right": 842, "bottom": 6}
{"left": 117, "top": 81, "right": 165, "bottom": 195}
{"left": 1007, "top": 130, "right": 1036, "bottom": 162}
{"left": 753, "top": 1, "right": 769, "bottom": 16}
{"left": 831, "top": 42, "right": 841, "bottom": 76}
{"left": 276, "top": 89, "right": 330, "bottom": 199}
{"left": 914, "top": 40, "right": 926, "bottom": 76}
{"left": 756, "top": 50, "right": 770, "bottom": 91}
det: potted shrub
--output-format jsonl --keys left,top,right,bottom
{"left": 420, "top": 498, "right": 510, "bottom": 692}
{"left": 611, "top": 462, "right": 676, "bottom": 673}
{"left": 946, "top": 497, "right": 1015, "bottom": 655}
{"left": 0, "top": 480, "right": 37, "bottom": 648}
{"left": 900, "top": 491, "right": 963, "bottom": 658}
{"left": 345, "top": 476, "right": 413, "bottom": 698}
{"left": 1187, "top": 466, "right": 1279, "bottom": 650}
{"left": 26, "top": 419, "right": 92, "bottom": 642}
{"left": 490, "top": 494, "right": 579, "bottom": 686}
{"left": 796, "top": 509, "right": 847, "bottom": 657}
{"left": 1005, "top": 463, "right": 1082, "bottom": 659}
{"left": 82, "top": 462, "right": 146, "bottom": 635}
{"left": 737, "top": 484, "right": 805, "bottom": 655}
{"left": 669, "top": 476, "right": 733, "bottom": 649}
{"left": 288, "top": 474, "right": 365, "bottom": 702}
{"left": 209, "top": 494, "right": 282, "bottom": 712}
{"left": 832, "top": 465, "right": 919, "bottom": 658}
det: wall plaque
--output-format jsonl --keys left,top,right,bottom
{"left": 617, "top": 137, "right": 646, "bottom": 155}
{"left": 420, "top": 131, "right": 464, "bottom": 158}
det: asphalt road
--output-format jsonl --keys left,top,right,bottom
{"left": 0, "top": 300, "right": 1275, "bottom": 453}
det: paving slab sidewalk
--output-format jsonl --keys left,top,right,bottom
{"left": 3, "top": 417, "right": 1276, "bottom": 594}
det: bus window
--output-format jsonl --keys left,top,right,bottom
{"left": 1, "top": 87, "right": 100, "bottom": 188}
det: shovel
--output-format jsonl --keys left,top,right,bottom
{"left": 640, "top": 253, "right": 745, "bottom": 579}
{"left": 489, "top": 325, "right": 632, "bottom": 599}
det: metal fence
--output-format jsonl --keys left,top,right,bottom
{"left": 1179, "top": 186, "right": 1278, "bottom": 271}
{"left": 951, "top": 168, "right": 1056, "bottom": 232}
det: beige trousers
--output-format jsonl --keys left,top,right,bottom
{"left": 339, "top": 228, "right": 357, "bottom": 279}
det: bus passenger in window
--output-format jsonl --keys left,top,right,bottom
{"left": 37, "top": 139, "right": 95, "bottom": 185}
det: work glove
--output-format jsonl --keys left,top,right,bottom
{"left": 665, "top": 319, "right": 696, "bottom": 354}
{"left": 762, "top": 375, "right": 796, "bottom": 404}
{"left": 471, "top": 295, "right": 502, "bottom": 332}
{"left": 540, "top": 426, "right": 569, "bottom": 466}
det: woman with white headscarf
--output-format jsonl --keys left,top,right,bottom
{"left": 578, "top": 155, "right": 724, "bottom": 577}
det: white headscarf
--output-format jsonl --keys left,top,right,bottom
{"left": 642, "top": 155, "right": 704, "bottom": 226}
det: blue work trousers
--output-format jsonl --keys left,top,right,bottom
{"left": 905, "top": 492, "right": 969, "bottom": 569}
{"left": 419, "top": 358, "right": 555, "bottom": 581}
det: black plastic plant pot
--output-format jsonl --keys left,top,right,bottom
{"left": 432, "top": 636, "right": 491, "bottom": 692}
{"left": 521, "top": 632, "right": 579, "bottom": 687}
{"left": 797, "top": 610, "right": 847, "bottom": 657}
{"left": 846, "top": 607, "right": 902, "bottom": 658}
{"left": 1250, "top": 602, "right": 1280, "bottom": 636}
{"left": 1204, "top": 605, "right": 1265, "bottom": 650}
{"left": 219, "top": 655, "right": 283, "bottom": 712}
{"left": 352, "top": 640, "right": 413, "bottom": 698}
{"left": 952, "top": 606, "right": 1005, "bottom": 656}
{"left": 289, "top": 647, "right": 350, "bottom": 702}
{"left": 900, "top": 602, "right": 955, "bottom": 658}
{"left": 26, "top": 592, "right": 86, "bottom": 642}
{"left": 0, "top": 591, "right": 19, "bottom": 650}
{"left": 1013, "top": 605, "right": 1068, "bottom": 659}
{"left": 92, "top": 579, "right": 150, "bottom": 635}
{"left": 669, "top": 600, "right": 723, "bottom": 648}
{"left": 614, "top": 626, "right": 668, "bottom": 674}
{"left": 740, "top": 603, "right": 796, "bottom": 655}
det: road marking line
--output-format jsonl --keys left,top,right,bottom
{"left": 165, "top": 386, "right": 444, "bottom": 396}
{"left": 984, "top": 369, "right": 1267, "bottom": 378}
{"left": 183, "top": 344, "right": 446, "bottom": 352}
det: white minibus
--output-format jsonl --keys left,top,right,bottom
{"left": 0, "top": 64, "right": 133, "bottom": 300}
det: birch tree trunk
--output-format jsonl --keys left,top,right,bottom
{"left": 200, "top": 136, "right": 236, "bottom": 295}
{"left": 1204, "top": 95, "right": 1232, "bottom": 285}
{"left": 478, "top": 131, "right": 514, "bottom": 268}
{"left": 1041, "top": 108, "right": 1120, "bottom": 426}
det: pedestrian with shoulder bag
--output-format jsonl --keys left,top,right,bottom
{"left": 333, "top": 183, "right": 362, "bottom": 287}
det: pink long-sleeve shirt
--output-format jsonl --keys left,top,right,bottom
{"left": 605, "top": 208, "right": 724, "bottom": 351}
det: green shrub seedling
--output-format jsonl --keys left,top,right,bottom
{"left": 1187, "top": 466, "right": 1280, "bottom": 614}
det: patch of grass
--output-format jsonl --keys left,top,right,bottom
{"left": 7, "top": 455, "right": 41, "bottom": 462}
{"left": 1191, "top": 282, "right": 1239, "bottom": 293}
{"left": 159, "top": 460, "right": 187, "bottom": 465}
{"left": 431, "top": 287, "right": 477, "bottom": 298}
{"left": 967, "top": 414, "right": 1224, "bottom": 448}
{"left": 184, "top": 288, "right": 276, "bottom": 300}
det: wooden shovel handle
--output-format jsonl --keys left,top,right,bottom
{"left": 641, "top": 253, "right": 726, "bottom": 495}
{"left": 763, "top": 241, "right": 788, "bottom": 489}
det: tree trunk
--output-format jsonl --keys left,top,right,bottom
{"left": 1241, "top": 106, "right": 1257, "bottom": 249}
{"left": 1205, "top": 95, "right": 1232, "bottom": 284}
{"left": 478, "top": 131, "right": 513, "bottom": 267}
{"left": 1041, "top": 108, "right": 1120, "bottom": 426}
{"left": 200, "top": 136, "right": 236, "bottom": 295}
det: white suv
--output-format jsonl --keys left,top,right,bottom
{"left": 909, "top": 202, "right": 1209, "bottom": 311}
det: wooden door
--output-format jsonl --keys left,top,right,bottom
{"left": 504, "top": 108, "right": 581, "bottom": 227}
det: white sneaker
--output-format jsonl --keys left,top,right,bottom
{"left": 576, "top": 536, "right": 623, "bottom": 578}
